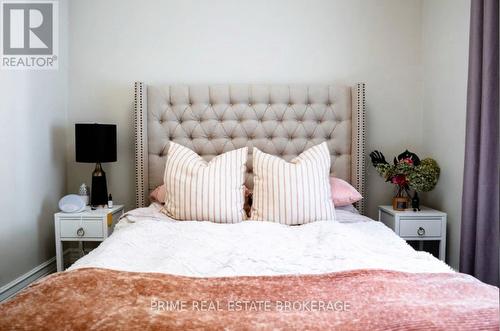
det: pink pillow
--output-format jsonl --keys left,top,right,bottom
{"left": 150, "top": 184, "right": 166, "bottom": 203}
{"left": 330, "top": 177, "right": 362, "bottom": 206}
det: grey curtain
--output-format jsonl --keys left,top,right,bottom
{"left": 460, "top": 0, "right": 499, "bottom": 286}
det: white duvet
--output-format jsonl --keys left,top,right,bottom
{"left": 69, "top": 203, "right": 453, "bottom": 276}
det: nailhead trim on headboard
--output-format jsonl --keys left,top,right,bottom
{"left": 353, "top": 83, "right": 366, "bottom": 214}
{"left": 134, "top": 82, "right": 148, "bottom": 208}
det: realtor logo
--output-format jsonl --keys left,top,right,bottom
{"left": 1, "top": 0, "right": 58, "bottom": 69}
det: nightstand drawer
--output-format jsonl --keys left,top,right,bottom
{"left": 59, "top": 219, "right": 103, "bottom": 238}
{"left": 378, "top": 206, "right": 446, "bottom": 261}
{"left": 399, "top": 218, "right": 442, "bottom": 237}
{"left": 55, "top": 205, "right": 124, "bottom": 271}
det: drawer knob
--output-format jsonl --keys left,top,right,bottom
{"left": 417, "top": 227, "right": 425, "bottom": 236}
{"left": 76, "top": 227, "right": 85, "bottom": 237}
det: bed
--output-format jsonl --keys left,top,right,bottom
{"left": 0, "top": 83, "right": 498, "bottom": 331}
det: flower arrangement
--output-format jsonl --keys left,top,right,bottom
{"left": 370, "top": 150, "right": 440, "bottom": 210}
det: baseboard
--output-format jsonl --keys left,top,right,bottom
{"left": 0, "top": 257, "right": 57, "bottom": 302}
{"left": 0, "top": 248, "right": 91, "bottom": 302}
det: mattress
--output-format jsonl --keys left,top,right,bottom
{"left": 69, "top": 203, "right": 453, "bottom": 276}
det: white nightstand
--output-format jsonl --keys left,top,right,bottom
{"left": 378, "top": 205, "right": 447, "bottom": 261}
{"left": 54, "top": 205, "right": 124, "bottom": 271}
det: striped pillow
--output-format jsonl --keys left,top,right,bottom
{"left": 162, "top": 142, "right": 248, "bottom": 223}
{"left": 251, "top": 142, "right": 335, "bottom": 224}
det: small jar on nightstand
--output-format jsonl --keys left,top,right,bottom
{"left": 378, "top": 205, "right": 447, "bottom": 261}
{"left": 54, "top": 205, "right": 124, "bottom": 271}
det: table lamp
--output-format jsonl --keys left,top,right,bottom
{"left": 75, "top": 123, "right": 117, "bottom": 206}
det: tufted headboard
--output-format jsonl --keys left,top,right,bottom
{"left": 134, "top": 83, "right": 366, "bottom": 214}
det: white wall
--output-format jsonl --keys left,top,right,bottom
{"left": 67, "top": 0, "right": 424, "bottom": 220}
{"left": 0, "top": 1, "right": 68, "bottom": 286}
{"left": 421, "top": 0, "right": 470, "bottom": 269}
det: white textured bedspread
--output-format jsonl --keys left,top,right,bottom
{"left": 69, "top": 204, "right": 452, "bottom": 276}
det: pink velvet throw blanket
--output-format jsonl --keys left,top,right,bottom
{"left": 0, "top": 268, "right": 498, "bottom": 330}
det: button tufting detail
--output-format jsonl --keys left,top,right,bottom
{"left": 147, "top": 84, "right": 353, "bottom": 191}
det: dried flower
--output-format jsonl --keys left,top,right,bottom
{"left": 391, "top": 174, "right": 408, "bottom": 185}
{"left": 371, "top": 150, "right": 440, "bottom": 192}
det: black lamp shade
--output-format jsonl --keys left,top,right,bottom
{"left": 75, "top": 124, "right": 117, "bottom": 163}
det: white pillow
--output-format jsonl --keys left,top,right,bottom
{"left": 162, "top": 142, "right": 248, "bottom": 223}
{"left": 251, "top": 142, "right": 336, "bottom": 224}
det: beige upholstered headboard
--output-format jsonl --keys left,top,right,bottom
{"left": 134, "top": 83, "right": 366, "bottom": 214}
